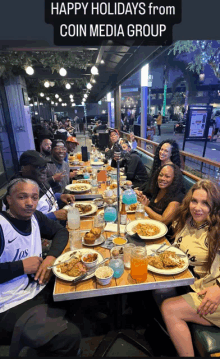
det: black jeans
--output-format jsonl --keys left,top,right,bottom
{"left": 0, "top": 279, "right": 81, "bottom": 357}
{"left": 157, "top": 124, "right": 161, "bottom": 135}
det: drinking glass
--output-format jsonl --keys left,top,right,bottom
{"left": 130, "top": 247, "right": 148, "bottom": 283}
{"left": 123, "top": 243, "right": 136, "bottom": 269}
{"left": 109, "top": 258, "right": 124, "bottom": 278}
{"left": 69, "top": 231, "right": 81, "bottom": 250}
{"left": 135, "top": 204, "right": 145, "bottom": 220}
{"left": 94, "top": 213, "right": 105, "bottom": 229}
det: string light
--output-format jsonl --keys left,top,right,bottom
{"left": 55, "top": 94, "right": 59, "bottom": 98}
{"left": 40, "top": 92, "right": 44, "bottom": 97}
{"left": 59, "top": 98, "right": 62, "bottom": 102}
{"left": 65, "top": 83, "right": 71, "bottom": 89}
{"left": 25, "top": 66, "right": 34, "bottom": 75}
{"left": 91, "top": 66, "right": 99, "bottom": 75}
{"left": 44, "top": 81, "right": 50, "bottom": 88}
{"left": 46, "top": 97, "right": 50, "bottom": 101}
{"left": 87, "top": 83, "right": 92, "bottom": 90}
{"left": 59, "top": 67, "right": 67, "bottom": 76}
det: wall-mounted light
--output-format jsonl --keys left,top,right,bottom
{"left": 65, "top": 83, "right": 71, "bottom": 89}
{"left": 87, "top": 83, "right": 92, "bottom": 90}
{"left": 44, "top": 81, "right": 50, "bottom": 88}
{"left": 25, "top": 66, "right": 34, "bottom": 75}
{"left": 91, "top": 66, "right": 99, "bottom": 75}
{"left": 55, "top": 94, "right": 59, "bottom": 98}
{"left": 59, "top": 67, "right": 67, "bottom": 76}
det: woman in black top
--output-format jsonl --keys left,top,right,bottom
{"left": 137, "top": 164, "right": 185, "bottom": 226}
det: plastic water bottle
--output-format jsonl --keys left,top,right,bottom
{"left": 68, "top": 206, "right": 80, "bottom": 230}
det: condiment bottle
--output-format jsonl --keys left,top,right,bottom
{"left": 67, "top": 206, "right": 80, "bottom": 230}
{"left": 120, "top": 203, "right": 127, "bottom": 225}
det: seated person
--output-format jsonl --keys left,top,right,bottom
{"left": 39, "top": 137, "right": 52, "bottom": 158}
{"left": 112, "top": 140, "right": 148, "bottom": 188}
{"left": 105, "top": 129, "right": 123, "bottom": 160}
{"left": 47, "top": 140, "right": 77, "bottom": 193}
{"left": 64, "top": 136, "right": 79, "bottom": 162}
{"left": 138, "top": 139, "right": 181, "bottom": 196}
{"left": 128, "top": 132, "right": 137, "bottom": 149}
{"left": 137, "top": 164, "right": 185, "bottom": 226}
{"left": 1, "top": 150, "right": 74, "bottom": 221}
{"left": 160, "top": 180, "right": 220, "bottom": 357}
{"left": 0, "top": 178, "right": 81, "bottom": 357}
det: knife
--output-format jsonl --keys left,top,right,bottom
{"left": 47, "top": 251, "right": 79, "bottom": 269}
{"left": 71, "top": 257, "right": 110, "bottom": 285}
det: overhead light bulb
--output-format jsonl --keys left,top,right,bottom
{"left": 70, "top": 99, "right": 73, "bottom": 102}
{"left": 46, "top": 97, "right": 50, "bottom": 101}
{"left": 44, "top": 81, "right": 50, "bottom": 88}
{"left": 84, "top": 94, "right": 88, "bottom": 98}
{"left": 25, "top": 66, "right": 34, "bottom": 75}
{"left": 28, "top": 97, "right": 31, "bottom": 101}
{"left": 59, "top": 98, "right": 62, "bottom": 102}
{"left": 61, "top": 103, "right": 64, "bottom": 106}
{"left": 50, "top": 81, "right": 55, "bottom": 87}
{"left": 39, "top": 102, "right": 43, "bottom": 105}
{"left": 91, "top": 65, "right": 99, "bottom": 75}
{"left": 65, "top": 83, "right": 71, "bottom": 89}
{"left": 59, "top": 67, "right": 67, "bottom": 76}
{"left": 55, "top": 102, "right": 58, "bottom": 106}
{"left": 40, "top": 92, "right": 44, "bottom": 97}
{"left": 30, "top": 103, "right": 33, "bottom": 107}
{"left": 69, "top": 94, "right": 73, "bottom": 98}
{"left": 87, "top": 83, "right": 92, "bottom": 90}
{"left": 100, "top": 59, "right": 105, "bottom": 64}
{"left": 91, "top": 79, "right": 96, "bottom": 83}
{"left": 55, "top": 94, "right": 59, "bottom": 98}
{"left": 51, "top": 101, "right": 54, "bottom": 105}
{"left": 35, "top": 111, "right": 38, "bottom": 115}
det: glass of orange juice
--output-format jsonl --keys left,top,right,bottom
{"left": 76, "top": 152, "right": 82, "bottom": 160}
{"left": 130, "top": 247, "right": 148, "bottom": 283}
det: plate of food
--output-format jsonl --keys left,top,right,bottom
{"left": 65, "top": 183, "right": 91, "bottom": 193}
{"left": 146, "top": 244, "right": 189, "bottom": 275}
{"left": 126, "top": 219, "right": 168, "bottom": 240}
{"left": 82, "top": 228, "right": 105, "bottom": 246}
{"left": 64, "top": 202, "right": 97, "bottom": 217}
{"left": 53, "top": 249, "right": 103, "bottom": 282}
{"left": 91, "top": 161, "right": 104, "bottom": 166}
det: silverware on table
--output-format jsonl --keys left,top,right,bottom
{"left": 71, "top": 257, "right": 111, "bottom": 285}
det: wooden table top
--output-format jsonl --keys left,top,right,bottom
{"left": 53, "top": 212, "right": 194, "bottom": 302}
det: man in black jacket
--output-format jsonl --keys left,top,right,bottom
{"left": 112, "top": 140, "right": 148, "bottom": 188}
{"left": 0, "top": 178, "right": 81, "bottom": 357}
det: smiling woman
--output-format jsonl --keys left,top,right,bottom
{"left": 137, "top": 164, "right": 185, "bottom": 228}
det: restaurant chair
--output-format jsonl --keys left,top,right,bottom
{"left": 93, "top": 329, "right": 152, "bottom": 357}
{"left": 190, "top": 323, "right": 220, "bottom": 357}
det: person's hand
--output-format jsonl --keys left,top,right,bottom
{"left": 60, "top": 194, "right": 75, "bottom": 204}
{"left": 197, "top": 286, "right": 220, "bottom": 316}
{"left": 34, "top": 256, "right": 56, "bottom": 285}
{"left": 139, "top": 194, "right": 150, "bottom": 206}
{"left": 22, "top": 256, "right": 43, "bottom": 274}
{"left": 53, "top": 171, "right": 66, "bottom": 182}
{"left": 69, "top": 170, "right": 78, "bottom": 179}
{"left": 135, "top": 190, "right": 142, "bottom": 197}
{"left": 54, "top": 209, "right": 68, "bottom": 221}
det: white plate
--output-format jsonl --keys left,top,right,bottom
{"left": 91, "top": 161, "right": 104, "bottom": 166}
{"left": 126, "top": 219, "right": 168, "bottom": 240}
{"left": 146, "top": 244, "right": 189, "bottom": 275}
{"left": 53, "top": 249, "right": 103, "bottom": 282}
{"left": 65, "top": 183, "right": 91, "bottom": 193}
{"left": 82, "top": 234, "right": 105, "bottom": 247}
{"left": 63, "top": 202, "right": 97, "bottom": 217}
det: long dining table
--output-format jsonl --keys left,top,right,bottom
{"left": 53, "top": 159, "right": 195, "bottom": 303}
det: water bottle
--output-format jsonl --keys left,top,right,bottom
{"left": 67, "top": 206, "right": 80, "bottom": 230}
{"left": 91, "top": 178, "right": 98, "bottom": 194}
